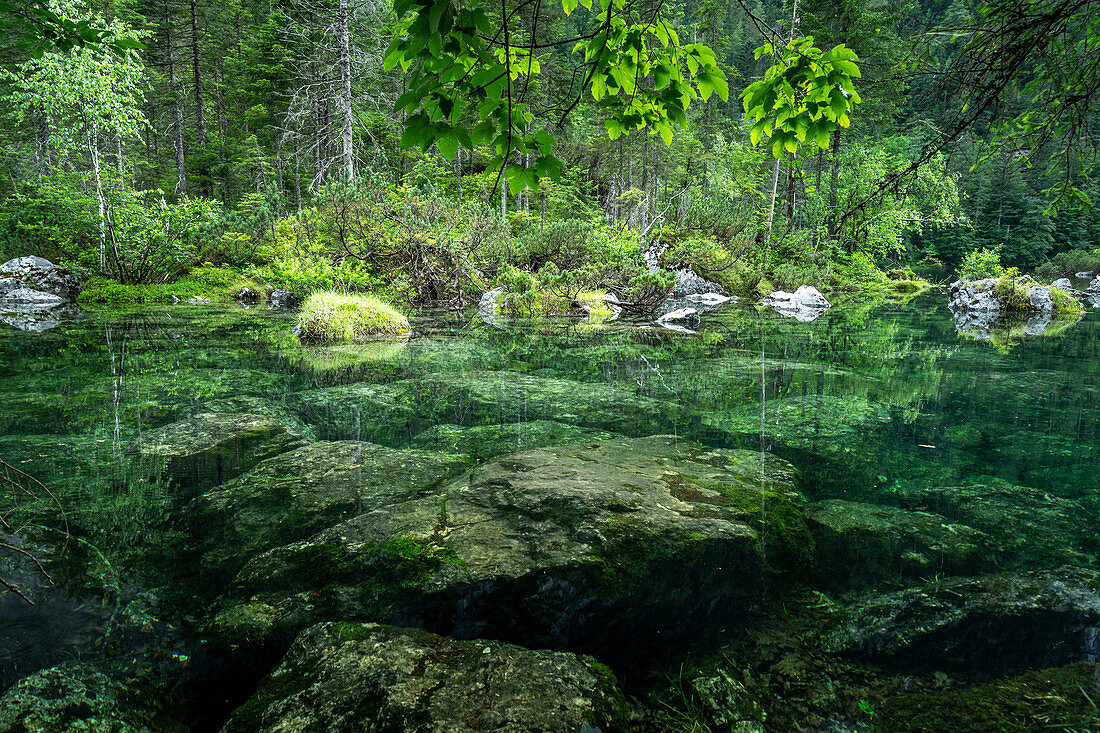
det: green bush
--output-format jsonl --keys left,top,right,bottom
{"left": 1035, "top": 248, "right": 1100, "bottom": 281}
{"left": 296, "top": 291, "right": 410, "bottom": 342}
{"left": 957, "top": 246, "right": 1004, "bottom": 281}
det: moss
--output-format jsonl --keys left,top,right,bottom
{"left": 877, "top": 663, "right": 1100, "bottom": 731}
{"left": 78, "top": 266, "right": 266, "bottom": 304}
{"left": 1049, "top": 285, "right": 1084, "bottom": 314}
{"left": 296, "top": 290, "right": 410, "bottom": 342}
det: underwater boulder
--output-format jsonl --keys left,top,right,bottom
{"left": 762, "top": 286, "right": 831, "bottom": 322}
{"left": 806, "top": 499, "right": 994, "bottom": 586}
{"left": 285, "top": 381, "right": 419, "bottom": 443}
{"left": 138, "top": 413, "right": 308, "bottom": 493}
{"left": 221, "top": 621, "right": 627, "bottom": 733}
{"left": 821, "top": 566, "right": 1100, "bottom": 673}
{"left": 193, "top": 441, "right": 472, "bottom": 581}
{"left": 0, "top": 662, "right": 172, "bottom": 733}
{"left": 886, "top": 479, "right": 1098, "bottom": 568}
{"left": 407, "top": 420, "right": 619, "bottom": 460}
{"left": 206, "top": 436, "right": 810, "bottom": 662}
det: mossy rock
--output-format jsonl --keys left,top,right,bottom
{"left": 821, "top": 566, "right": 1100, "bottom": 673}
{"left": 886, "top": 478, "right": 1098, "bottom": 568}
{"left": 806, "top": 499, "right": 994, "bottom": 587}
{"left": 222, "top": 622, "right": 628, "bottom": 733}
{"left": 0, "top": 662, "right": 179, "bottom": 733}
{"left": 193, "top": 440, "right": 472, "bottom": 581}
{"left": 295, "top": 291, "right": 410, "bottom": 342}
{"left": 137, "top": 413, "right": 308, "bottom": 493}
{"left": 877, "top": 663, "right": 1100, "bottom": 732}
{"left": 207, "top": 436, "right": 810, "bottom": 661}
{"left": 285, "top": 382, "right": 419, "bottom": 443}
{"left": 406, "top": 420, "right": 620, "bottom": 460}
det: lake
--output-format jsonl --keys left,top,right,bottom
{"left": 0, "top": 290, "right": 1097, "bottom": 731}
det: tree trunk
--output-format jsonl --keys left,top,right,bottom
{"left": 828, "top": 128, "right": 842, "bottom": 240}
{"left": 189, "top": 0, "right": 205, "bottom": 147}
{"left": 338, "top": 0, "right": 354, "bottom": 181}
{"left": 88, "top": 120, "right": 108, "bottom": 274}
{"left": 165, "top": 0, "right": 188, "bottom": 198}
{"left": 764, "top": 0, "right": 798, "bottom": 245}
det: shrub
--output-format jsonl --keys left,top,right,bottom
{"left": 1035, "top": 248, "right": 1100, "bottom": 281}
{"left": 296, "top": 291, "right": 410, "bottom": 342}
{"left": 957, "top": 246, "right": 1004, "bottom": 281}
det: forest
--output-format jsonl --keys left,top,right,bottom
{"left": 1, "top": 0, "right": 1098, "bottom": 308}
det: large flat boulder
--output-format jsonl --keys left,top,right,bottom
{"left": 194, "top": 441, "right": 472, "bottom": 580}
{"left": 207, "top": 436, "right": 811, "bottom": 659}
{"left": 407, "top": 420, "right": 619, "bottom": 460}
{"left": 221, "top": 622, "right": 627, "bottom": 733}
{"left": 138, "top": 413, "right": 308, "bottom": 493}
{"left": 287, "top": 372, "right": 695, "bottom": 443}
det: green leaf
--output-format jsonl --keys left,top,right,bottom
{"left": 436, "top": 131, "right": 458, "bottom": 160}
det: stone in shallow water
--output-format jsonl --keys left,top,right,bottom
{"left": 138, "top": 413, "right": 307, "bottom": 492}
{"left": 221, "top": 622, "right": 627, "bottom": 733}
{"left": 0, "top": 662, "right": 173, "bottom": 733}
{"left": 407, "top": 420, "right": 619, "bottom": 460}
{"left": 821, "top": 566, "right": 1100, "bottom": 672}
{"left": 194, "top": 441, "right": 472, "bottom": 578}
{"left": 207, "top": 436, "right": 809, "bottom": 658}
{"left": 806, "top": 499, "right": 994, "bottom": 586}
{"left": 288, "top": 371, "right": 693, "bottom": 442}
{"left": 886, "top": 479, "right": 1098, "bottom": 567}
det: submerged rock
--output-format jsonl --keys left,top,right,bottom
{"left": 208, "top": 436, "right": 809, "bottom": 658}
{"left": 222, "top": 622, "right": 627, "bottom": 733}
{"left": 0, "top": 302, "right": 82, "bottom": 332}
{"left": 822, "top": 567, "right": 1100, "bottom": 672}
{"left": 194, "top": 441, "right": 471, "bottom": 578}
{"left": 138, "top": 413, "right": 308, "bottom": 492}
{"left": 886, "top": 479, "right": 1097, "bottom": 567}
{"left": 655, "top": 306, "right": 701, "bottom": 331}
{"left": 0, "top": 662, "right": 170, "bottom": 733}
{"left": 288, "top": 372, "right": 692, "bottom": 442}
{"left": 806, "top": 499, "right": 993, "bottom": 586}
{"left": 763, "top": 286, "right": 831, "bottom": 321}
{"left": 407, "top": 420, "right": 618, "bottom": 460}
{"left": 268, "top": 288, "right": 300, "bottom": 309}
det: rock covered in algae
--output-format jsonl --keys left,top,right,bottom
{"left": 287, "top": 371, "right": 693, "bottom": 442}
{"left": 806, "top": 499, "right": 994, "bottom": 585}
{"left": 822, "top": 566, "right": 1100, "bottom": 672}
{"left": 221, "top": 622, "right": 627, "bottom": 733}
{"left": 193, "top": 441, "right": 472, "bottom": 578}
{"left": 0, "top": 662, "right": 175, "bottom": 733}
{"left": 138, "top": 413, "right": 308, "bottom": 492}
{"left": 207, "top": 436, "right": 811, "bottom": 657}
{"left": 407, "top": 420, "right": 619, "bottom": 460}
{"left": 886, "top": 478, "right": 1098, "bottom": 567}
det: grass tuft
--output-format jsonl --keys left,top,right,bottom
{"left": 296, "top": 290, "right": 410, "bottom": 342}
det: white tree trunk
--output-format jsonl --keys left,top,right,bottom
{"left": 88, "top": 121, "right": 108, "bottom": 274}
{"left": 338, "top": 0, "right": 354, "bottom": 181}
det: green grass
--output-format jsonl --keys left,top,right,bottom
{"left": 77, "top": 265, "right": 264, "bottom": 304}
{"left": 296, "top": 290, "right": 410, "bottom": 342}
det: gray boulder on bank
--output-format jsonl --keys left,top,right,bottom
{"left": 0, "top": 256, "right": 84, "bottom": 301}
{"left": 762, "top": 285, "right": 831, "bottom": 321}
{"left": 1051, "top": 278, "right": 1073, "bottom": 291}
{"left": 0, "top": 257, "right": 86, "bottom": 331}
{"left": 222, "top": 622, "right": 627, "bottom": 733}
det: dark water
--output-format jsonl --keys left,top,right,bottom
{"left": 0, "top": 290, "right": 1097, "bottom": 728}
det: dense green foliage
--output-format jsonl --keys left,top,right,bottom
{"left": 0, "top": 0, "right": 1097, "bottom": 299}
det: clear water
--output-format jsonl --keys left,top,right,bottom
{"left": 0, "top": 291, "right": 1097, "bottom": 727}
